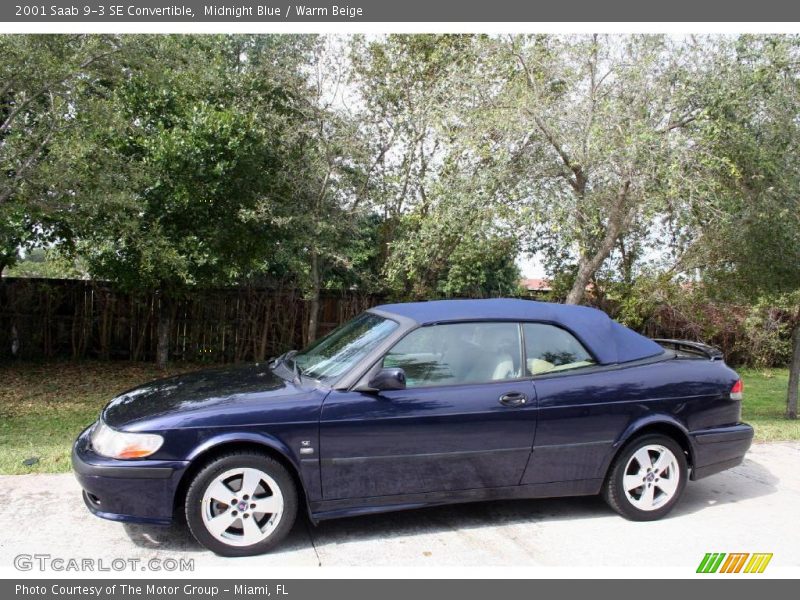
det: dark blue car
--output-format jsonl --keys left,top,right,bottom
{"left": 73, "top": 299, "right": 753, "bottom": 556}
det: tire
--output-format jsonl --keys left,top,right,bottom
{"left": 185, "top": 451, "right": 298, "bottom": 556}
{"left": 603, "top": 434, "right": 688, "bottom": 521}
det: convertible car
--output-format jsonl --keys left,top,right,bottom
{"left": 73, "top": 299, "right": 753, "bottom": 556}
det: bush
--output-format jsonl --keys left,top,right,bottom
{"left": 610, "top": 276, "right": 792, "bottom": 368}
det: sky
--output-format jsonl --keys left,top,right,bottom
{"left": 516, "top": 252, "right": 546, "bottom": 279}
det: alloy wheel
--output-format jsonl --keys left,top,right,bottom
{"left": 622, "top": 444, "right": 680, "bottom": 511}
{"left": 200, "top": 467, "right": 284, "bottom": 547}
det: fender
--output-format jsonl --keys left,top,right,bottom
{"left": 600, "top": 413, "right": 696, "bottom": 477}
{"left": 186, "top": 430, "right": 300, "bottom": 467}
{"left": 183, "top": 431, "right": 318, "bottom": 521}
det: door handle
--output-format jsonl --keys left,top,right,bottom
{"left": 499, "top": 392, "right": 528, "bottom": 407}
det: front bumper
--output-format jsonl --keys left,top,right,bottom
{"left": 689, "top": 422, "right": 754, "bottom": 480}
{"left": 72, "top": 425, "right": 190, "bottom": 525}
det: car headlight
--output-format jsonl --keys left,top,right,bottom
{"left": 91, "top": 420, "right": 164, "bottom": 459}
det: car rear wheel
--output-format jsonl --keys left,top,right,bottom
{"left": 603, "top": 434, "right": 687, "bottom": 521}
{"left": 185, "top": 451, "right": 298, "bottom": 556}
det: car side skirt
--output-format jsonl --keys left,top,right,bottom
{"left": 308, "top": 478, "right": 603, "bottom": 522}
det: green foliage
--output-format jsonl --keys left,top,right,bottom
{"left": 0, "top": 201, "right": 36, "bottom": 273}
{"left": 320, "top": 213, "right": 385, "bottom": 292}
{"left": 5, "top": 248, "right": 86, "bottom": 279}
{"left": 611, "top": 275, "right": 793, "bottom": 368}
{"left": 686, "top": 36, "right": 800, "bottom": 297}
{"left": 467, "top": 35, "right": 705, "bottom": 303}
{"left": 0, "top": 34, "right": 119, "bottom": 271}
{"left": 67, "top": 36, "right": 306, "bottom": 292}
{"left": 2, "top": 34, "right": 800, "bottom": 375}
{"left": 384, "top": 198, "right": 520, "bottom": 299}
{"left": 740, "top": 301, "right": 794, "bottom": 368}
{"left": 349, "top": 34, "right": 524, "bottom": 300}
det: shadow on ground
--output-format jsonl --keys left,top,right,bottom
{"left": 672, "top": 457, "right": 778, "bottom": 517}
{"left": 122, "top": 457, "right": 778, "bottom": 554}
{"left": 123, "top": 517, "right": 314, "bottom": 556}
{"left": 311, "top": 457, "right": 779, "bottom": 544}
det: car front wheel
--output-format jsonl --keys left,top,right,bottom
{"left": 603, "top": 434, "right": 688, "bottom": 521}
{"left": 185, "top": 451, "right": 298, "bottom": 556}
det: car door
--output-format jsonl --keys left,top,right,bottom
{"left": 319, "top": 321, "right": 538, "bottom": 500}
{"left": 519, "top": 322, "right": 624, "bottom": 484}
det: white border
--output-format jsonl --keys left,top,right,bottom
{"left": 2, "top": 21, "right": 800, "bottom": 34}
{"left": 1, "top": 16, "right": 798, "bottom": 580}
{"left": 2, "top": 565, "right": 799, "bottom": 579}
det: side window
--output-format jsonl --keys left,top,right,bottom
{"left": 383, "top": 322, "right": 522, "bottom": 388}
{"left": 523, "top": 323, "right": 595, "bottom": 375}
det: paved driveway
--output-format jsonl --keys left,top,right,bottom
{"left": 1, "top": 442, "right": 798, "bottom": 570}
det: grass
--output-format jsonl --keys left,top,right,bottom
{"left": 0, "top": 361, "right": 204, "bottom": 475}
{"left": 0, "top": 361, "right": 797, "bottom": 476}
{"left": 738, "top": 367, "right": 800, "bottom": 442}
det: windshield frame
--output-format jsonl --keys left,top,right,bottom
{"left": 285, "top": 310, "right": 407, "bottom": 388}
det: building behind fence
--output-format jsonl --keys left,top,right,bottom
{"left": 0, "top": 278, "right": 382, "bottom": 363}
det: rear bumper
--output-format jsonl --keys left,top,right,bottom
{"left": 72, "top": 426, "right": 189, "bottom": 525}
{"left": 689, "top": 423, "right": 754, "bottom": 480}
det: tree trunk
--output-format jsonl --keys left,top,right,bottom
{"left": 306, "top": 250, "right": 321, "bottom": 346}
{"left": 565, "top": 182, "right": 631, "bottom": 305}
{"left": 156, "top": 291, "right": 172, "bottom": 369}
{"left": 99, "top": 294, "right": 111, "bottom": 361}
{"left": 787, "top": 319, "right": 800, "bottom": 419}
{"left": 565, "top": 234, "right": 618, "bottom": 305}
{"left": 566, "top": 258, "right": 594, "bottom": 305}
{"left": 257, "top": 305, "right": 270, "bottom": 362}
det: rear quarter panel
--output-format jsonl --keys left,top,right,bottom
{"left": 522, "top": 356, "right": 740, "bottom": 485}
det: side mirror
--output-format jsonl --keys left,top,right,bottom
{"left": 367, "top": 367, "right": 407, "bottom": 391}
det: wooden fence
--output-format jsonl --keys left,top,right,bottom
{"left": 3, "top": 277, "right": 786, "bottom": 368}
{"left": 0, "top": 278, "right": 382, "bottom": 363}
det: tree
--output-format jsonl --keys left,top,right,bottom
{"left": 5, "top": 247, "right": 86, "bottom": 278}
{"left": 349, "top": 35, "right": 522, "bottom": 298}
{"left": 70, "top": 36, "right": 307, "bottom": 366}
{"left": 0, "top": 34, "right": 119, "bottom": 274}
{"left": 685, "top": 35, "right": 800, "bottom": 418}
{"left": 279, "top": 36, "right": 372, "bottom": 343}
{"left": 349, "top": 34, "right": 459, "bottom": 244}
{"left": 475, "top": 35, "right": 702, "bottom": 304}
{"left": 217, "top": 36, "right": 384, "bottom": 344}
{"left": 384, "top": 195, "right": 521, "bottom": 299}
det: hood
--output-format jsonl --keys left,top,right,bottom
{"left": 102, "top": 363, "right": 302, "bottom": 429}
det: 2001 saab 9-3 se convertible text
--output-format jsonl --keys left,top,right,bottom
{"left": 73, "top": 299, "right": 754, "bottom": 556}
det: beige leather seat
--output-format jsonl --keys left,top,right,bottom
{"left": 528, "top": 358, "right": 555, "bottom": 375}
{"left": 491, "top": 355, "right": 516, "bottom": 380}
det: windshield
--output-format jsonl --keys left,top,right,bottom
{"left": 293, "top": 312, "right": 398, "bottom": 383}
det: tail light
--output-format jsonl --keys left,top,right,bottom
{"left": 730, "top": 379, "right": 743, "bottom": 401}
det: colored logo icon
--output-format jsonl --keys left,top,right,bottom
{"left": 697, "top": 553, "right": 773, "bottom": 573}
